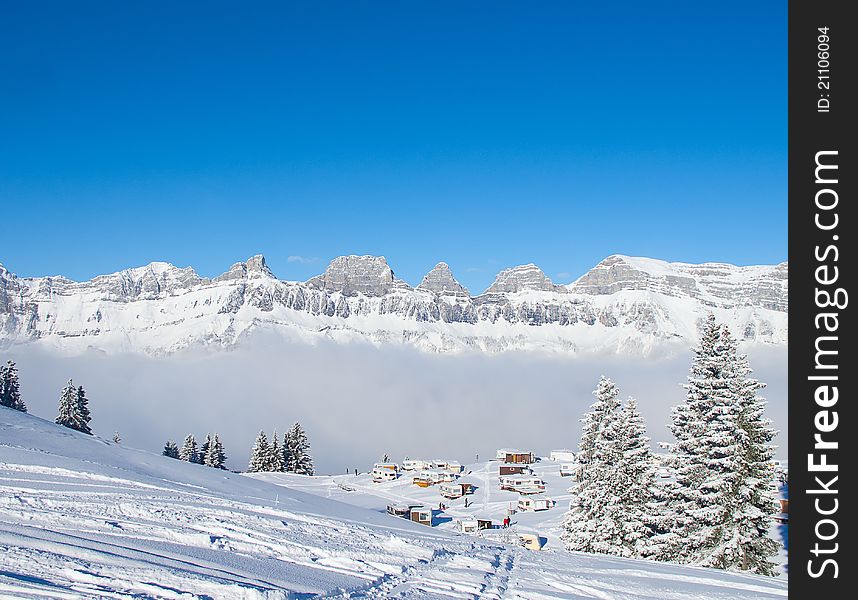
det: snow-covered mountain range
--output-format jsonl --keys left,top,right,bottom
{"left": 0, "top": 254, "right": 787, "bottom": 356}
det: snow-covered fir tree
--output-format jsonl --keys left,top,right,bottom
{"left": 727, "top": 343, "right": 780, "bottom": 575}
{"left": 55, "top": 379, "right": 92, "bottom": 434}
{"left": 0, "top": 360, "right": 27, "bottom": 412}
{"left": 112, "top": 432, "right": 121, "bottom": 444}
{"left": 203, "top": 433, "right": 227, "bottom": 469}
{"left": 248, "top": 431, "right": 271, "bottom": 472}
{"left": 655, "top": 315, "right": 779, "bottom": 575}
{"left": 561, "top": 377, "right": 622, "bottom": 553}
{"left": 575, "top": 376, "right": 619, "bottom": 479}
{"left": 285, "top": 422, "right": 314, "bottom": 475}
{"left": 270, "top": 431, "right": 284, "bottom": 472}
{"left": 280, "top": 431, "right": 291, "bottom": 472}
{"left": 599, "top": 397, "right": 659, "bottom": 558}
{"left": 162, "top": 440, "right": 180, "bottom": 459}
{"left": 179, "top": 434, "right": 198, "bottom": 463}
{"left": 198, "top": 434, "right": 211, "bottom": 465}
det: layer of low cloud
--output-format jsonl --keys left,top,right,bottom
{"left": 6, "top": 336, "right": 786, "bottom": 474}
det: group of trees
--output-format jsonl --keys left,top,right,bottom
{"left": 2, "top": 361, "right": 95, "bottom": 435}
{"left": 163, "top": 434, "right": 228, "bottom": 469}
{"left": 247, "top": 423, "right": 314, "bottom": 475}
{"left": 562, "top": 315, "right": 779, "bottom": 576}
{"left": 0, "top": 361, "right": 26, "bottom": 412}
{"left": 56, "top": 379, "right": 93, "bottom": 434}
{"left": 563, "top": 377, "right": 656, "bottom": 558}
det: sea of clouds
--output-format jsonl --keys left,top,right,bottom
{"left": 7, "top": 334, "right": 787, "bottom": 474}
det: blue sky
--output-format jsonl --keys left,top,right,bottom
{"left": 0, "top": 1, "right": 786, "bottom": 293}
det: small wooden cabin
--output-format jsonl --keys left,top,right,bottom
{"left": 410, "top": 506, "right": 432, "bottom": 526}
{"left": 559, "top": 464, "right": 576, "bottom": 477}
{"left": 495, "top": 449, "right": 535, "bottom": 464}
{"left": 499, "top": 464, "right": 532, "bottom": 476}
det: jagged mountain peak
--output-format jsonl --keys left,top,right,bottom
{"left": 214, "top": 254, "right": 275, "bottom": 282}
{"left": 416, "top": 262, "right": 469, "bottom": 297}
{"left": 306, "top": 255, "right": 411, "bottom": 297}
{"left": 484, "top": 263, "right": 564, "bottom": 295}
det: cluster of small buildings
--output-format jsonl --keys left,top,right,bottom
{"left": 378, "top": 448, "right": 582, "bottom": 551}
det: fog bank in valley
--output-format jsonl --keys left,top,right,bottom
{"left": 8, "top": 335, "right": 787, "bottom": 473}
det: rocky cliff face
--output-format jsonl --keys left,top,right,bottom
{"left": 416, "top": 263, "right": 470, "bottom": 297}
{"left": 484, "top": 264, "right": 565, "bottom": 294}
{"left": 0, "top": 254, "right": 788, "bottom": 356}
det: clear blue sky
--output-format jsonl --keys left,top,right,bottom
{"left": 0, "top": 1, "right": 786, "bottom": 293}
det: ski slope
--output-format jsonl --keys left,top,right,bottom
{"left": 0, "top": 407, "right": 788, "bottom": 599}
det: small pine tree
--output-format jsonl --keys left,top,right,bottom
{"left": 0, "top": 360, "right": 26, "bottom": 412}
{"left": 179, "top": 434, "right": 198, "bottom": 463}
{"left": 382, "top": 453, "right": 389, "bottom": 463}
{"left": 55, "top": 379, "right": 92, "bottom": 434}
{"left": 112, "top": 432, "right": 121, "bottom": 444}
{"left": 162, "top": 440, "right": 180, "bottom": 459}
{"left": 248, "top": 431, "right": 270, "bottom": 472}
{"left": 286, "top": 422, "right": 314, "bottom": 476}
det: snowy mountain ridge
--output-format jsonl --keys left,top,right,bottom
{"left": 0, "top": 254, "right": 787, "bottom": 356}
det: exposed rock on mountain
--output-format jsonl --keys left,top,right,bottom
{"left": 306, "top": 256, "right": 410, "bottom": 296}
{"left": 484, "top": 264, "right": 565, "bottom": 294}
{"left": 417, "top": 263, "right": 470, "bottom": 297}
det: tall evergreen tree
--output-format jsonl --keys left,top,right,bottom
{"left": 656, "top": 315, "right": 779, "bottom": 575}
{"left": 286, "top": 422, "right": 314, "bottom": 475}
{"left": 162, "top": 440, "right": 180, "bottom": 459}
{"left": 0, "top": 360, "right": 26, "bottom": 412}
{"left": 204, "top": 433, "right": 227, "bottom": 469}
{"left": 248, "top": 431, "right": 270, "bottom": 472}
{"left": 55, "top": 379, "right": 92, "bottom": 434}
{"left": 179, "top": 434, "right": 198, "bottom": 463}
{"left": 600, "top": 397, "right": 659, "bottom": 558}
{"left": 562, "top": 378, "right": 622, "bottom": 553}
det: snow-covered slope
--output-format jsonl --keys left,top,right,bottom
{"left": 0, "top": 407, "right": 788, "bottom": 598}
{"left": 0, "top": 254, "right": 787, "bottom": 356}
